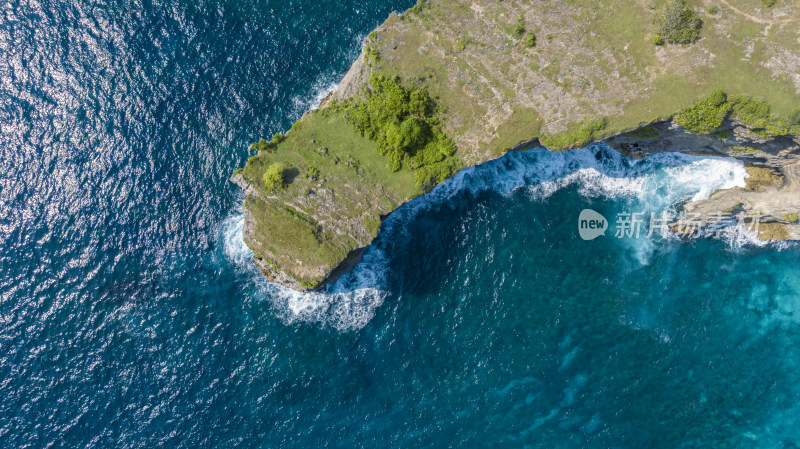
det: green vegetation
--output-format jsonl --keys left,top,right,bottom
{"left": 730, "top": 145, "right": 759, "bottom": 155}
{"left": 707, "top": 5, "right": 719, "bottom": 14}
{"left": 524, "top": 33, "right": 536, "bottom": 48}
{"left": 541, "top": 118, "right": 607, "bottom": 149}
{"left": 263, "top": 163, "right": 287, "bottom": 192}
{"left": 784, "top": 213, "right": 799, "bottom": 223}
{"left": 654, "top": 0, "right": 702, "bottom": 45}
{"left": 234, "top": 0, "right": 800, "bottom": 289}
{"left": 652, "top": 35, "right": 664, "bottom": 45}
{"left": 675, "top": 89, "right": 798, "bottom": 136}
{"left": 715, "top": 129, "right": 734, "bottom": 140}
{"left": 674, "top": 89, "right": 730, "bottom": 133}
{"left": 762, "top": 0, "right": 776, "bottom": 7}
{"left": 728, "top": 95, "right": 794, "bottom": 137}
{"left": 626, "top": 125, "right": 659, "bottom": 139}
{"left": 343, "top": 75, "right": 459, "bottom": 190}
{"left": 365, "top": 43, "right": 380, "bottom": 65}
{"left": 251, "top": 132, "right": 287, "bottom": 153}
{"left": 512, "top": 13, "right": 526, "bottom": 39}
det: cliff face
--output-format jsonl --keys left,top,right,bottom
{"left": 234, "top": 0, "right": 800, "bottom": 291}
{"left": 605, "top": 121, "right": 800, "bottom": 241}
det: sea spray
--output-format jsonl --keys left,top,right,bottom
{"left": 222, "top": 143, "right": 767, "bottom": 329}
{"left": 218, "top": 210, "right": 389, "bottom": 330}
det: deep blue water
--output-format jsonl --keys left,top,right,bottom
{"left": 2, "top": 0, "right": 800, "bottom": 447}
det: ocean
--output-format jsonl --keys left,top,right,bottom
{"left": 1, "top": 0, "right": 799, "bottom": 447}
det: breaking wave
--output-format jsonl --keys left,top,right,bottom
{"left": 223, "top": 143, "right": 782, "bottom": 330}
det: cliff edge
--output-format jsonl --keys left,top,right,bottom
{"left": 233, "top": 0, "right": 800, "bottom": 291}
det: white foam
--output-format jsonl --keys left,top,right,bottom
{"left": 219, "top": 211, "right": 388, "bottom": 331}
{"left": 262, "top": 283, "right": 387, "bottom": 331}
{"left": 220, "top": 213, "right": 254, "bottom": 269}
{"left": 290, "top": 76, "right": 339, "bottom": 118}
{"left": 222, "top": 143, "right": 764, "bottom": 331}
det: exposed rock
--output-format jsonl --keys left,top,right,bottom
{"left": 607, "top": 123, "right": 800, "bottom": 241}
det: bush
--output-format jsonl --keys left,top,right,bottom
{"left": 653, "top": 35, "right": 664, "bottom": 45}
{"left": 263, "top": 163, "right": 286, "bottom": 192}
{"left": 729, "top": 95, "right": 792, "bottom": 137}
{"left": 306, "top": 166, "right": 319, "bottom": 180}
{"left": 271, "top": 133, "right": 285, "bottom": 144}
{"left": 707, "top": 5, "right": 719, "bottom": 14}
{"left": 674, "top": 89, "right": 730, "bottom": 133}
{"left": 762, "top": 0, "right": 776, "bottom": 7}
{"left": 654, "top": 0, "right": 702, "bottom": 45}
{"left": 343, "top": 75, "right": 457, "bottom": 176}
{"left": 512, "top": 14, "right": 526, "bottom": 38}
{"left": 456, "top": 39, "right": 467, "bottom": 51}
{"left": 414, "top": 158, "right": 461, "bottom": 192}
{"left": 251, "top": 138, "right": 276, "bottom": 152}
{"left": 525, "top": 33, "right": 536, "bottom": 48}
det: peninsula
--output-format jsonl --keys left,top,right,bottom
{"left": 232, "top": 0, "right": 800, "bottom": 291}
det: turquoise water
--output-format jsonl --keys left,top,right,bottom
{"left": 2, "top": 0, "right": 800, "bottom": 447}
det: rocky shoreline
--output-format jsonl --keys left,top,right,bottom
{"left": 234, "top": 116, "right": 799, "bottom": 291}
{"left": 606, "top": 121, "right": 800, "bottom": 241}
{"left": 233, "top": 0, "right": 800, "bottom": 292}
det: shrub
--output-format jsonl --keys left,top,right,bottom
{"left": 674, "top": 89, "right": 730, "bottom": 133}
{"left": 525, "top": 33, "right": 536, "bottom": 48}
{"left": 271, "top": 133, "right": 285, "bottom": 144}
{"left": 513, "top": 14, "right": 526, "bottom": 38}
{"left": 306, "top": 166, "right": 319, "bottom": 180}
{"left": 653, "top": 35, "right": 664, "bottom": 45}
{"left": 263, "top": 163, "right": 286, "bottom": 192}
{"left": 365, "top": 44, "right": 380, "bottom": 65}
{"left": 456, "top": 39, "right": 467, "bottom": 51}
{"left": 546, "top": 34, "right": 554, "bottom": 41}
{"left": 762, "top": 0, "right": 776, "bottom": 7}
{"left": 729, "top": 95, "right": 792, "bottom": 137}
{"left": 414, "top": 158, "right": 461, "bottom": 191}
{"left": 707, "top": 4, "right": 719, "bottom": 14}
{"left": 251, "top": 138, "right": 276, "bottom": 152}
{"left": 343, "top": 75, "right": 457, "bottom": 175}
{"left": 654, "top": 0, "right": 702, "bottom": 45}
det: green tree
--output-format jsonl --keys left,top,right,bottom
{"left": 655, "top": 0, "right": 702, "bottom": 45}
{"left": 263, "top": 163, "right": 287, "bottom": 192}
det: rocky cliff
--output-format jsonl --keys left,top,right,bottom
{"left": 234, "top": 0, "right": 800, "bottom": 291}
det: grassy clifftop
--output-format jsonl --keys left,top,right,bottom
{"left": 236, "top": 0, "right": 800, "bottom": 290}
